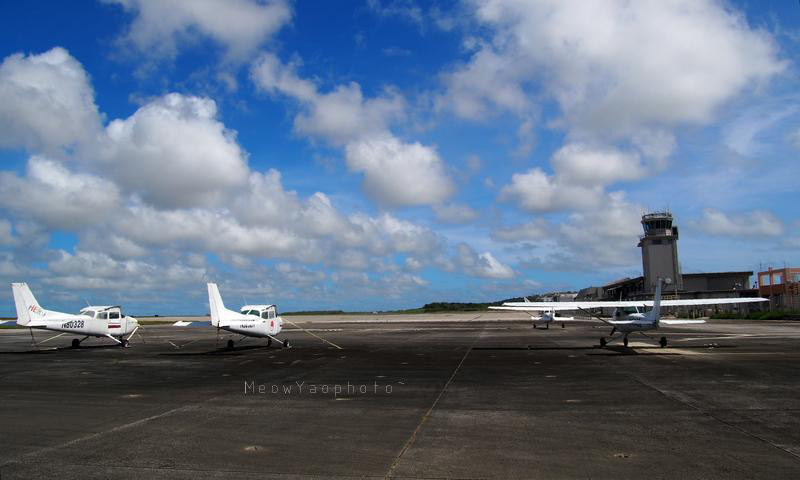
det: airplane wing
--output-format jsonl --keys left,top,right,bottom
{"left": 500, "top": 297, "right": 767, "bottom": 309}
{"left": 489, "top": 305, "right": 592, "bottom": 312}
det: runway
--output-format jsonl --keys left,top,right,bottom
{"left": 1, "top": 315, "right": 800, "bottom": 479}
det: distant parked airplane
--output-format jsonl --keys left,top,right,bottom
{"left": 490, "top": 278, "right": 767, "bottom": 347}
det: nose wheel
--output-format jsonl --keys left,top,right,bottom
{"left": 659, "top": 336, "right": 667, "bottom": 348}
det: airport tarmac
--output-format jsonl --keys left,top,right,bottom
{"left": 1, "top": 314, "right": 800, "bottom": 479}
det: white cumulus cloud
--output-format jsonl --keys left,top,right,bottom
{"left": 696, "top": 209, "right": 784, "bottom": 237}
{"left": 0, "top": 47, "right": 101, "bottom": 152}
{"left": 106, "top": 0, "right": 292, "bottom": 61}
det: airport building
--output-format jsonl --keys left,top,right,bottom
{"left": 577, "top": 212, "right": 762, "bottom": 312}
{"left": 758, "top": 266, "right": 800, "bottom": 310}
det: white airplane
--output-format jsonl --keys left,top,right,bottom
{"left": 174, "top": 283, "right": 288, "bottom": 350}
{"left": 490, "top": 278, "right": 768, "bottom": 348}
{"left": 2, "top": 283, "right": 140, "bottom": 348}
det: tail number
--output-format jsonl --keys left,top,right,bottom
{"left": 62, "top": 320, "right": 85, "bottom": 329}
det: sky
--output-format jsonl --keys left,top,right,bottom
{"left": 0, "top": 0, "right": 798, "bottom": 315}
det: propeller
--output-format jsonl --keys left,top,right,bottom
{"left": 283, "top": 319, "right": 342, "bottom": 349}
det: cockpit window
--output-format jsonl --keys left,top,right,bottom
{"left": 81, "top": 310, "right": 96, "bottom": 318}
{"left": 261, "top": 311, "right": 269, "bottom": 319}
{"left": 98, "top": 312, "right": 109, "bottom": 319}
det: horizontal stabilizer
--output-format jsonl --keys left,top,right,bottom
{"left": 173, "top": 320, "right": 211, "bottom": 327}
{"left": 660, "top": 319, "right": 706, "bottom": 325}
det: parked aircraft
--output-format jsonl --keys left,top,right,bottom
{"left": 490, "top": 278, "right": 768, "bottom": 347}
{"left": 2, "top": 283, "right": 140, "bottom": 348}
{"left": 174, "top": 283, "right": 342, "bottom": 350}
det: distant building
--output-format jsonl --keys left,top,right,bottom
{"left": 638, "top": 212, "right": 682, "bottom": 292}
{"left": 582, "top": 212, "right": 762, "bottom": 313}
{"left": 758, "top": 267, "right": 800, "bottom": 310}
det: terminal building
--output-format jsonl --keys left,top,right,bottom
{"left": 577, "top": 212, "right": 761, "bottom": 313}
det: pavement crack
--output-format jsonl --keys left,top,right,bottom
{"left": 384, "top": 327, "right": 485, "bottom": 479}
{"left": 630, "top": 375, "right": 800, "bottom": 463}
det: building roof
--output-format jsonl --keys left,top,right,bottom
{"left": 682, "top": 271, "right": 752, "bottom": 277}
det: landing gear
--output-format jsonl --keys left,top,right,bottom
{"left": 282, "top": 339, "right": 290, "bottom": 348}
{"left": 533, "top": 324, "right": 537, "bottom": 329}
{"left": 226, "top": 339, "right": 234, "bottom": 350}
{"left": 561, "top": 323, "right": 565, "bottom": 329}
{"left": 545, "top": 323, "right": 549, "bottom": 330}
{"left": 267, "top": 338, "right": 272, "bottom": 347}
{"left": 599, "top": 337, "right": 607, "bottom": 348}
{"left": 121, "top": 338, "right": 129, "bottom": 348}
{"left": 623, "top": 336, "right": 629, "bottom": 347}
{"left": 71, "top": 338, "right": 80, "bottom": 349}
{"left": 659, "top": 336, "right": 667, "bottom": 348}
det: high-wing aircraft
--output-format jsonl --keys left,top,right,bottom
{"left": 490, "top": 278, "right": 768, "bottom": 347}
{"left": 2, "top": 282, "right": 140, "bottom": 348}
{"left": 174, "top": 283, "right": 288, "bottom": 350}
{"left": 174, "top": 283, "right": 343, "bottom": 350}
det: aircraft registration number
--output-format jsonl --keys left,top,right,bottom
{"left": 62, "top": 320, "right": 85, "bottom": 329}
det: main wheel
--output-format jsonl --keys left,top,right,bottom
{"left": 267, "top": 338, "right": 272, "bottom": 347}
{"left": 599, "top": 337, "right": 607, "bottom": 348}
{"left": 121, "top": 339, "right": 129, "bottom": 347}
{"left": 659, "top": 336, "right": 667, "bottom": 348}
{"left": 71, "top": 338, "right": 80, "bottom": 349}
{"left": 623, "top": 336, "right": 629, "bottom": 347}
{"left": 282, "top": 339, "right": 290, "bottom": 348}
{"left": 226, "top": 339, "right": 234, "bottom": 350}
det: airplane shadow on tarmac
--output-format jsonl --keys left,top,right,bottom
{"left": 473, "top": 344, "right": 736, "bottom": 356}
{"left": 160, "top": 344, "right": 279, "bottom": 356}
{"left": 0, "top": 344, "right": 126, "bottom": 354}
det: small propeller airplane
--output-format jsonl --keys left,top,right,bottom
{"left": 2, "top": 282, "right": 140, "bottom": 348}
{"left": 173, "top": 283, "right": 342, "bottom": 350}
{"left": 490, "top": 278, "right": 768, "bottom": 348}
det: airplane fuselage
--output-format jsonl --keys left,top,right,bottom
{"left": 34, "top": 315, "right": 139, "bottom": 337}
{"left": 221, "top": 317, "right": 282, "bottom": 338}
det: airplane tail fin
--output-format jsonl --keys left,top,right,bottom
{"left": 648, "top": 278, "right": 664, "bottom": 325}
{"left": 207, "top": 283, "right": 228, "bottom": 327}
{"left": 12, "top": 282, "right": 44, "bottom": 326}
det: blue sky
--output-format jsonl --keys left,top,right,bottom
{"left": 0, "top": 0, "right": 798, "bottom": 315}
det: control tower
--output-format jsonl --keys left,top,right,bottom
{"left": 638, "top": 212, "right": 683, "bottom": 293}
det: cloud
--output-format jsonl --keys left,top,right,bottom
{"left": 98, "top": 93, "right": 250, "bottom": 208}
{"left": 0, "top": 47, "right": 101, "bottom": 152}
{"left": 551, "top": 144, "right": 648, "bottom": 185}
{"left": 251, "top": 52, "right": 454, "bottom": 207}
{"left": 498, "top": 167, "right": 602, "bottom": 212}
{"left": 433, "top": 203, "right": 479, "bottom": 224}
{"left": 695, "top": 208, "right": 784, "bottom": 237}
{"left": 443, "top": 0, "right": 785, "bottom": 138}
{"left": 0, "top": 220, "right": 17, "bottom": 247}
{"left": 491, "top": 219, "right": 550, "bottom": 243}
{"left": 790, "top": 128, "right": 800, "bottom": 150}
{"left": 0, "top": 156, "right": 122, "bottom": 230}
{"left": 499, "top": 142, "right": 658, "bottom": 213}
{"left": 345, "top": 136, "right": 454, "bottom": 207}
{"left": 454, "top": 243, "right": 515, "bottom": 279}
{"left": 105, "top": 0, "right": 292, "bottom": 61}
